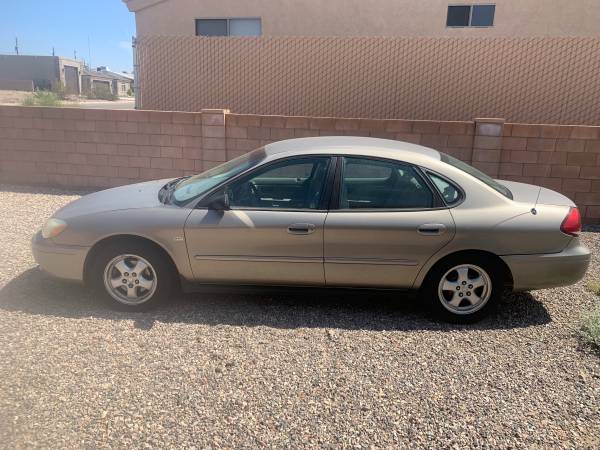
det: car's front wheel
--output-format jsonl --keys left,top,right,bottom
{"left": 421, "top": 255, "right": 503, "bottom": 323}
{"left": 90, "top": 241, "right": 175, "bottom": 310}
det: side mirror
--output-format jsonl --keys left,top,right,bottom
{"left": 208, "top": 191, "right": 230, "bottom": 210}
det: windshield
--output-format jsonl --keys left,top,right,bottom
{"left": 172, "top": 147, "right": 267, "bottom": 205}
{"left": 440, "top": 153, "right": 513, "bottom": 200}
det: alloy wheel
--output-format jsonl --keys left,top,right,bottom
{"left": 437, "top": 264, "right": 491, "bottom": 315}
{"left": 103, "top": 254, "right": 157, "bottom": 305}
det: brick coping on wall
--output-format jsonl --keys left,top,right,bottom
{"left": 1, "top": 106, "right": 599, "bottom": 223}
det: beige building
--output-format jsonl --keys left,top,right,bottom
{"left": 124, "top": 0, "right": 600, "bottom": 37}
{"left": 0, "top": 55, "right": 82, "bottom": 94}
{"left": 82, "top": 67, "right": 134, "bottom": 97}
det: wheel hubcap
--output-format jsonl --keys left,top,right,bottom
{"left": 103, "top": 254, "right": 157, "bottom": 305}
{"left": 437, "top": 264, "right": 491, "bottom": 315}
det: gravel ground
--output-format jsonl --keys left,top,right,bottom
{"left": 0, "top": 184, "right": 598, "bottom": 449}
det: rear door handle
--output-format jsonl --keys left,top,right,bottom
{"left": 287, "top": 223, "right": 316, "bottom": 235}
{"left": 417, "top": 224, "right": 446, "bottom": 235}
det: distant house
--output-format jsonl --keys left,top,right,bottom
{"left": 0, "top": 54, "right": 82, "bottom": 93}
{"left": 81, "top": 67, "right": 134, "bottom": 97}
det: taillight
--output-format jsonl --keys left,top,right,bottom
{"left": 560, "top": 207, "right": 582, "bottom": 236}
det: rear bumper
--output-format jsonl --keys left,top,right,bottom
{"left": 501, "top": 238, "right": 590, "bottom": 291}
{"left": 31, "top": 231, "right": 89, "bottom": 282}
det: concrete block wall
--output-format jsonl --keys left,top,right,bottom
{"left": 1, "top": 106, "right": 599, "bottom": 223}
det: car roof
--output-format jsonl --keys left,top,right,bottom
{"left": 264, "top": 136, "right": 441, "bottom": 164}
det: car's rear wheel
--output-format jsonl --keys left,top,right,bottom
{"left": 90, "top": 241, "right": 175, "bottom": 310}
{"left": 421, "top": 255, "right": 503, "bottom": 323}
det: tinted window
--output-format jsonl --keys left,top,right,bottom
{"left": 428, "top": 173, "right": 461, "bottom": 205}
{"left": 228, "top": 157, "right": 330, "bottom": 209}
{"left": 196, "top": 18, "right": 262, "bottom": 36}
{"left": 471, "top": 5, "right": 495, "bottom": 26}
{"left": 196, "top": 19, "right": 228, "bottom": 36}
{"left": 440, "top": 153, "right": 512, "bottom": 199}
{"left": 340, "top": 158, "right": 433, "bottom": 209}
{"left": 447, "top": 6, "right": 471, "bottom": 26}
{"left": 447, "top": 5, "right": 495, "bottom": 27}
{"left": 229, "top": 19, "right": 261, "bottom": 36}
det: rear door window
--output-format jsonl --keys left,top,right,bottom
{"left": 339, "top": 157, "right": 434, "bottom": 209}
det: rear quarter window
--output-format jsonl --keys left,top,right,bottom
{"left": 440, "top": 153, "right": 513, "bottom": 200}
{"left": 428, "top": 173, "right": 462, "bottom": 205}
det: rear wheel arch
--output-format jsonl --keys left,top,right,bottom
{"left": 83, "top": 234, "right": 180, "bottom": 287}
{"left": 418, "top": 249, "right": 513, "bottom": 290}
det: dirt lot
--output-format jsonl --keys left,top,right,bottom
{"left": 0, "top": 90, "right": 31, "bottom": 105}
{"left": 0, "top": 185, "right": 598, "bottom": 448}
{"left": 0, "top": 89, "right": 135, "bottom": 109}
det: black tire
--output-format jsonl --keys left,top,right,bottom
{"left": 420, "top": 254, "right": 503, "bottom": 323}
{"left": 89, "top": 240, "right": 175, "bottom": 311}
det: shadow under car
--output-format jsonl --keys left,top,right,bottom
{"left": 0, "top": 267, "right": 551, "bottom": 332}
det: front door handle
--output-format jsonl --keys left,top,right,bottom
{"left": 417, "top": 224, "right": 446, "bottom": 235}
{"left": 287, "top": 223, "right": 316, "bottom": 235}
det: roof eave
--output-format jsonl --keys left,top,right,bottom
{"left": 122, "top": 0, "right": 169, "bottom": 13}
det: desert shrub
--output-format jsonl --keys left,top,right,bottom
{"left": 127, "top": 88, "right": 133, "bottom": 97}
{"left": 52, "top": 83, "right": 69, "bottom": 100}
{"left": 90, "top": 84, "right": 119, "bottom": 101}
{"left": 581, "top": 283, "right": 600, "bottom": 353}
{"left": 21, "top": 95, "right": 36, "bottom": 106}
{"left": 580, "top": 306, "right": 600, "bottom": 352}
{"left": 586, "top": 281, "right": 600, "bottom": 295}
{"left": 20, "top": 90, "right": 62, "bottom": 107}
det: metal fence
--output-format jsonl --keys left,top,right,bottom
{"left": 136, "top": 36, "right": 600, "bottom": 125}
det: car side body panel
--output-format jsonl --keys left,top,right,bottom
{"left": 324, "top": 209, "right": 456, "bottom": 288}
{"left": 184, "top": 209, "right": 327, "bottom": 285}
{"left": 50, "top": 207, "right": 195, "bottom": 281}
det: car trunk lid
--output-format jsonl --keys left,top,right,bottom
{"left": 498, "top": 180, "right": 575, "bottom": 207}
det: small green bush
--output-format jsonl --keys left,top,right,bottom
{"left": 579, "top": 307, "right": 600, "bottom": 352}
{"left": 127, "top": 88, "right": 133, "bottom": 97}
{"left": 20, "top": 90, "right": 62, "bottom": 107}
{"left": 586, "top": 281, "right": 600, "bottom": 295}
{"left": 21, "top": 95, "right": 36, "bottom": 106}
{"left": 52, "top": 83, "right": 69, "bottom": 100}
{"left": 86, "top": 84, "right": 119, "bottom": 101}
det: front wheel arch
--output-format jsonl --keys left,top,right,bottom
{"left": 83, "top": 234, "right": 180, "bottom": 288}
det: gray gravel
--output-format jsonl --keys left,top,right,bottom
{"left": 0, "top": 184, "right": 599, "bottom": 449}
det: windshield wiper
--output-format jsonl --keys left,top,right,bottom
{"left": 163, "top": 176, "right": 191, "bottom": 204}
{"left": 159, "top": 176, "right": 190, "bottom": 204}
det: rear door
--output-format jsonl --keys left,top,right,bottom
{"left": 324, "top": 156, "right": 455, "bottom": 288}
{"left": 185, "top": 156, "right": 334, "bottom": 285}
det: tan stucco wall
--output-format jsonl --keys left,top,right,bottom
{"left": 128, "top": 0, "right": 600, "bottom": 37}
{"left": 0, "top": 55, "right": 59, "bottom": 89}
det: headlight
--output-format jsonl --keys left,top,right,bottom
{"left": 41, "top": 218, "right": 67, "bottom": 239}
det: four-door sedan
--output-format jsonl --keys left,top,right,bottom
{"left": 32, "top": 137, "right": 590, "bottom": 322}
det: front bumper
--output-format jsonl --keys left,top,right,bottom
{"left": 501, "top": 238, "right": 591, "bottom": 291}
{"left": 31, "top": 231, "right": 90, "bottom": 282}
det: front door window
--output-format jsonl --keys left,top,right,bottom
{"left": 227, "top": 157, "right": 331, "bottom": 210}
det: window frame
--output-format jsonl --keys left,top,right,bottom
{"left": 196, "top": 155, "right": 337, "bottom": 212}
{"left": 329, "top": 155, "right": 446, "bottom": 212}
{"left": 446, "top": 4, "right": 495, "bottom": 28}
{"left": 195, "top": 17, "right": 262, "bottom": 37}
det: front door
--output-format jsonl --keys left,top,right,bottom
{"left": 324, "top": 156, "right": 455, "bottom": 288}
{"left": 185, "top": 156, "right": 333, "bottom": 285}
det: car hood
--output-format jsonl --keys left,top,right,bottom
{"left": 54, "top": 179, "right": 171, "bottom": 220}
{"left": 499, "top": 180, "right": 575, "bottom": 207}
